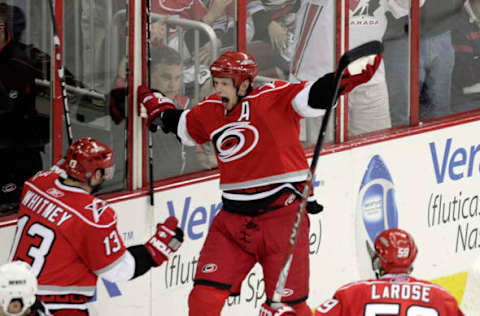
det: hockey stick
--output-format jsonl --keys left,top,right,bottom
{"left": 46, "top": 0, "right": 73, "bottom": 145}
{"left": 146, "top": 0, "right": 155, "bottom": 206}
{"left": 272, "top": 40, "right": 384, "bottom": 303}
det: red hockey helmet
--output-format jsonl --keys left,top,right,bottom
{"left": 209, "top": 50, "right": 258, "bottom": 87}
{"left": 374, "top": 228, "right": 418, "bottom": 274}
{"left": 65, "top": 137, "right": 114, "bottom": 182}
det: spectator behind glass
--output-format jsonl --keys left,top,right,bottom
{"left": 62, "top": 1, "right": 125, "bottom": 91}
{"left": 451, "top": 0, "right": 480, "bottom": 111}
{"left": 290, "top": 0, "right": 411, "bottom": 142}
{"left": 383, "top": 0, "right": 463, "bottom": 126}
{"left": 187, "top": 0, "right": 301, "bottom": 80}
{"left": 251, "top": 0, "right": 300, "bottom": 79}
{"left": 150, "top": 46, "right": 217, "bottom": 174}
{"left": 151, "top": 0, "right": 232, "bottom": 61}
{"left": 0, "top": 3, "right": 48, "bottom": 216}
{"left": 109, "top": 46, "right": 217, "bottom": 176}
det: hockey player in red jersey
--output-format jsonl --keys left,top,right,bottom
{"left": 314, "top": 228, "right": 464, "bottom": 316}
{"left": 8, "top": 137, "right": 184, "bottom": 315}
{"left": 138, "top": 50, "right": 380, "bottom": 316}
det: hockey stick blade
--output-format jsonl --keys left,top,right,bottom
{"left": 310, "top": 40, "right": 384, "bottom": 174}
{"left": 272, "top": 41, "right": 384, "bottom": 304}
{"left": 336, "top": 40, "right": 383, "bottom": 78}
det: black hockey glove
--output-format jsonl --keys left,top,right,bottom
{"left": 308, "top": 72, "right": 342, "bottom": 109}
{"left": 306, "top": 200, "right": 324, "bottom": 214}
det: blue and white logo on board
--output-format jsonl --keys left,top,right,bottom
{"left": 355, "top": 154, "right": 399, "bottom": 278}
{"left": 359, "top": 154, "right": 398, "bottom": 241}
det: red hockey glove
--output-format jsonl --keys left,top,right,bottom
{"left": 259, "top": 303, "right": 296, "bottom": 316}
{"left": 144, "top": 216, "right": 184, "bottom": 266}
{"left": 308, "top": 54, "right": 383, "bottom": 109}
{"left": 339, "top": 54, "right": 383, "bottom": 95}
{"left": 137, "top": 85, "right": 176, "bottom": 132}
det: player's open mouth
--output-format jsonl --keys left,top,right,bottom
{"left": 221, "top": 97, "right": 229, "bottom": 106}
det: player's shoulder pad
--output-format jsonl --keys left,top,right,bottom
{"left": 335, "top": 279, "right": 373, "bottom": 293}
{"left": 79, "top": 197, "right": 117, "bottom": 227}
{"left": 59, "top": 195, "right": 118, "bottom": 229}
{"left": 409, "top": 277, "right": 455, "bottom": 296}
{"left": 30, "top": 169, "right": 57, "bottom": 181}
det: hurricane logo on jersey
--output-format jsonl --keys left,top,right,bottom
{"left": 211, "top": 122, "right": 259, "bottom": 162}
{"left": 85, "top": 198, "right": 109, "bottom": 223}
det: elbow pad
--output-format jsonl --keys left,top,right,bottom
{"left": 127, "top": 245, "right": 156, "bottom": 279}
{"left": 158, "top": 108, "right": 183, "bottom": 134}
{"left": 308, "top": 72, "right": 339, "bottom": 109}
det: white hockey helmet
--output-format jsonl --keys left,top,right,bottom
{"left": 0, "top": 261, "right": 37, "bottom": 316}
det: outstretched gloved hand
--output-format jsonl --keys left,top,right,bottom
{"left": 137, "top": 85, "right": 176, "bottom": 132}
{"left": 340, "top": 54, "right": 383, "bottom": 94}
{"left": 144, "top": 216, "right": 184, "bottom": 266}
{"left": 308, "top": 54, "right": 383, "bottom": 108}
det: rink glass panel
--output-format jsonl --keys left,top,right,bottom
{"left": 147, "top": 2, "right": 224, "bottom": 181}
{"left": 0, "top": 1, "right": 52, "bottom": 216}
{"left": 61, "top": 0, "right": 128, "bottom": 193}
{"left": 3, "top": 0, "right": 480, "bottom": 208}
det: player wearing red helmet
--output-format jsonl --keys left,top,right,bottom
{"left": 137, "top": 50, "right": 380, "bottom": 316}
{"left": 9, "top": 137, "right": 184, "bottom": 315}
{"left": 372, "top": 228, "right": 418, "bottom": 275}
{"left": 314, "top": 228, "right": 464, "bottom": 316}
{"left": 63, "top": 137, "right": 115, "bottom": 191}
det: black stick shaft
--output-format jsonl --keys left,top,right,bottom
{"left": 273, "top": 41, "right": 383, "bottom": 303}
{"left": 146, "top": 0, "right": 155, "bottom": 206}
{"left": 46, "top": 0, "right": 73, "bottom": 145}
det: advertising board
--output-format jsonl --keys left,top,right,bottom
{"left": 2, "top": 121, "right": 479, "bottom": 314}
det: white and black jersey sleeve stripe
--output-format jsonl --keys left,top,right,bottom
{"left": 95, "top": 251, "right": 136, "bottom": 282}
{"left": 177, "top": 110, "right": 197, "bottom": 146}
{"left": 95, "top": 246, "right": 157, "bottom": 282}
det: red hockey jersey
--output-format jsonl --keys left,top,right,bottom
{"left": 178, "top": 80, "right": 323, "bottom": 190}
{"left": 314, "top": 275, "right": 464, "bottom": 316}
{"left": 9, "top": 171, "right": 126, "bottom": 307}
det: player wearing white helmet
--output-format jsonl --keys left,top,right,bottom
{"left": 0, "top": 261, "right": 50, "bottom": 316}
